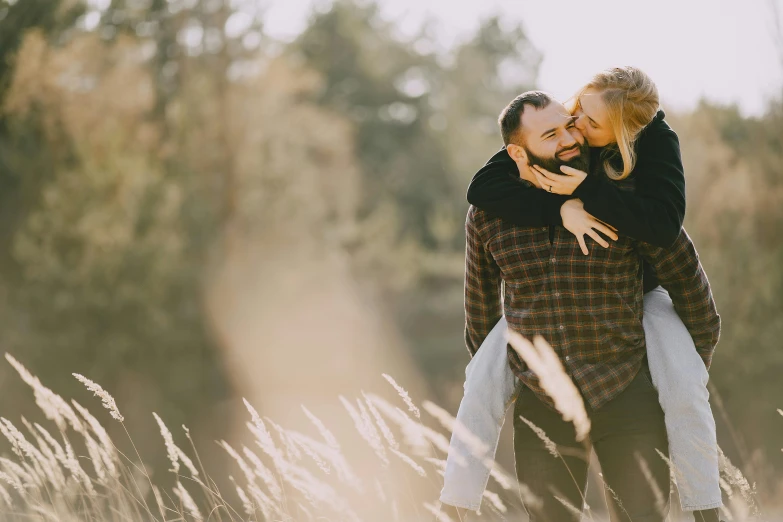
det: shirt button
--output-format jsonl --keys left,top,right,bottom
{"left": 559, "top": 325, "right": 565, "bottom": 330}
{"left": 565, "top": 356, "right": 571, "bottom": 361}
{"left": 554, "top": 292, "right": 561, "bottom": 298}
{"left": 550, "top": 258, "right": 556, "bottom": 264}
{"left": 542, "top": 227, "right": 547, "bottom": 231}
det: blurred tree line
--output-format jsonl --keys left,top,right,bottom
{"left": 0, "top": 0, "right": 780, "bottom": 494}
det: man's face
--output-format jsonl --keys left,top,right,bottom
{"left": 518, "top": 102, "right": 590, "bottom": 173}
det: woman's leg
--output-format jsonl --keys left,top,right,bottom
{"left": 643, "top": 287, "right": 723, "bottom": 513}
{"left": 440, "top": 316, "right": 519, "bottom": 511}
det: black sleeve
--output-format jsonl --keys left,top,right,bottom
{"left": 571, "top": 122, "right": 686, "bottom": 248}
{"left": 466, "top": 148, "right": 571, "bottom": 227}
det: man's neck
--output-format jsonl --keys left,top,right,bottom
{"left": 516, "top": 161, "right": 542, "bottom": 188}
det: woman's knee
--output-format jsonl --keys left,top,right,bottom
{"left": 657, "top": 376, "right": 710, "bottom": 416}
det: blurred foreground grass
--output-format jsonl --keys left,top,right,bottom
{"left": 0, "top": 334, "right": 768, "bottom": 522}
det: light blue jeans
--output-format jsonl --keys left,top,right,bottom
{"left": 440, "top": 287, "right": 722, "bottom": 513}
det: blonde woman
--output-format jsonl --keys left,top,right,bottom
{"left": 441, "top": 67, "right": 722, "bottom": 522}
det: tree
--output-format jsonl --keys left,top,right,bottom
{"left": 0, "top": 0, "right": 368, "bottom": 465}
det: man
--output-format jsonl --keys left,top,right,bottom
{"left": 463, "top": 91, "right": 720, "bottom": 521}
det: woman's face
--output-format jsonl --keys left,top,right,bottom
{"left": 573, "top": 89, "right": 616, "bottom": 147}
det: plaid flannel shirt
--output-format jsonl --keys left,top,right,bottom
{"left": 464, "top": 204, "right": 720, "bottom": 410}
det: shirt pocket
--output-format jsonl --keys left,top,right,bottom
{"left": 578, "top": 236, "right": 638, "bottom": 281}
{"left": 487, "top": 226, "right": 549, "bottom": 289}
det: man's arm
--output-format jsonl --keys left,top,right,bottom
{"left": 467, "top": 148, "right": 571, "bottom": 227}
{"left": 464, "top": 207, "right": 503, "bottom": 356}
{"left": 637, "top": 229, "right": 720, "bottom": 368}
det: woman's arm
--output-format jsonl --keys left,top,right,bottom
{"left": 466, "top": 148, "right": 571, "bottom": 227}
{"left": 571, "top": 120, "right": 686, "bottom": 248}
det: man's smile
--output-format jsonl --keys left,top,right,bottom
{"left": 557, "top": 147, "right": 581, "bottom": 160}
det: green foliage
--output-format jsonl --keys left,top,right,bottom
{"left": 0, "top": 31, "right": 229, "bottom": 440}
{"left": 667, "top": 101, "right": 783, "bottom": 484}
{"left": 288, "top": 2, "right": 540, "bottom": 251}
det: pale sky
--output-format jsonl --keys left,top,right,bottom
{"left": 264, "top": 0, "right": 783, "bottom": 116}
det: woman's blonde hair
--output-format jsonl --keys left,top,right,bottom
{"left": 573, "top": 66, "right": 660, "bottom": 180}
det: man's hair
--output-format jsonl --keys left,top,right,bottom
{"left": 498, "top": 90, "right": 554, "bottom": 146}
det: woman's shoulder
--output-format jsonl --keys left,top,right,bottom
{"left": 636, "top": 109, "right": 680, "bottom": 152}
{"left": 628, "top": 109, "right": 685, "bottom": 187}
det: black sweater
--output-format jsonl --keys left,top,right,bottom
{"left": 466, "top": 110, "right": 686, "bottom": 293}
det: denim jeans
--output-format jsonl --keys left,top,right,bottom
{"left": 513, "top": 367, "right": 670, "bottom": 522}
{"left": 440, "top": 287, "right": 722, "bottom": 513}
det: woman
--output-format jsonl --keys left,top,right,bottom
{"left": 440, "top": 67, "right": 722, "bottom": 522}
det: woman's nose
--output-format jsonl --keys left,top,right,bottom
{"left": 575, "top": 115, "right": 586, "bottom": 132}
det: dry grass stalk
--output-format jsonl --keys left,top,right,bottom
{"left": 516, "top": 415, "right": 559, "bottom": 458}
{"left": 0, "top": 483, "right": 12, "bottom": 508}
{"left": 363, "top": 391, "right": 400, "bottom": 451}
{"left": 0, "top": 418, "right": 50, "bottom": 489}
{"left": 3, "top": 351, "right": 771, "bottom": 522}
{"left": 339, "top": 396, "right": 389, "bottom": 466}
{"left": 482, "top": 489, "right": 507, "bottom": 514}
{"left": 247, "top": 482, "right": 279, "bottom": 521}
{"left": 72, "top": 374, "right": 124, "bottom": 422}
{"left": 20, "top": 419, "right": 64, "bottom": 490}
{"left": 243, "top": 398, "right": 363, "bottom": 521}
{"left": 83, "top": 433, "right": 108, "bottom": 483}
{"left": 0, "top": 470, "right": 25, "bottom": 497}
{"left": 62, "top": 439, "right": 96, "bottom": 495}
{"left": 301, "top": 405, "right": 340, "bottom": 450}
{"left": 151, "top": 485, "right": 167, "bottom": 522}
{"left": 555, "top": 494, "right": 583, "bottom": 517}
{"left": 506, "top": 331, "right": 591, "bottom": 441}
{"left": 356, "top": 398, "right": 389, "bottom": 454}
{"left": 635, "top": 453, "right": 667, "bottom": 516}
{"left": 382, "top": 374, "right": 421, "bottom": 419}
{"left": 239, "top": 446, "right": 284, "bottom": 502}
{"left": 285, "top": 430, "right": 363, "bottom": 489}
{"left": 6, "top": 355, "right": 83, "bottom": 433}
{"left": 424, "top": 457, "right": 446, "bottom": 475}
{"left": 389, "top": 448, "right": 427, "bottom": 477}
{"left": 152, "top": 413, "right": 198, "bottom": 478}
{"left": 267, "top": 417, "right": 304, "bottom": 462}
{"left": 289, "top": 433, "right": 332, "bottom": 474}
{"left": 220, "top": 441, "right": 258, "bottom": 489}
{"left": 424, "top": 501, "right": 455, "bottom": 522}
{"left": 718, "top": 447, "right": 759, "bottom": 516}
{"left": 364, "top": 393, "right": 429, "bottom": 455}
{"left": 70, "top": 402, "right": 118, "bottom": 479}
{"left": 419, "top": 427, "right": 467, "bottom": 467}
{"left": 422, "top": 400, "right": 489, "bottom": 459}
{"left": 173, "top": 480, "right": 202, "bottom": 521}
{"left": 229, "top": 475, "right": 255, "bottom": 517}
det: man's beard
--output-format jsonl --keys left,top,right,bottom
{"left": 526, "top": 141, "right": 590, "bottom": 175}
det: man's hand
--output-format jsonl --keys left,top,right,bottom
{"left": 560, "top": 199, "right": 619, "bottom": 255}
{"left": 533, "top": 165, "right": 588, "bottom": 195}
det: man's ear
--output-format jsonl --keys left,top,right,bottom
{"left": 506, "top": 143, "right": 528, "bottom": 165}
{"left": 506, "top": 142, "right": 537, "bottom": 184}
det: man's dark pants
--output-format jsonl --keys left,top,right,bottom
{"left": 513, "top": 366, "right": 671, "bottom": 522}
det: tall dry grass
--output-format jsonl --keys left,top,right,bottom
{"left": 0, "top": 333, "right": 766, "bottom": 521}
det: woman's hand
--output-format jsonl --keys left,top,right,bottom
{"left": 560, "top": 199, "right": 619, "bottom": 255}
{"left": 533, "top": 165, "right": 588, "bottom": 195}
